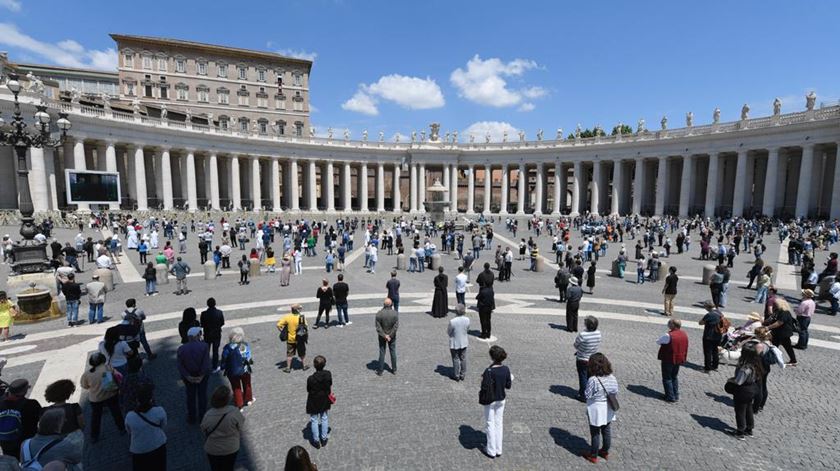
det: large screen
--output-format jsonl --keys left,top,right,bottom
{"left": 65, "top": 170, "right": 121, "bottom": 204}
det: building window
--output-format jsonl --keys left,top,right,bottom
{"left": 295, "top": 122, "right": 303, "bottom": 137}
{"left": 238, "top": 66, "right": 247, "bottom": 80}
{"left": 293, "top": 91, "right": 303, "bottom": 111}
{"left": 217, "top": 63, "right": 227, "bottom": 78}
{"left": 277, "top": 75, "right": 283, "bottom": 87}
{"left": 159, "top": 85, "right": 168, "bottom": 100}
{"left": 217, "top": 88, "right": 230, "bottom": 104}
{"left": 125, "top": 82, "right": 135, "bottom": 96}
{"left": 176, "top": 84, "right": 188, "bottom": 101}
{"left": 237, "top": 85, "right": 249, "bottom": 106}
{"left": 275, "top": 94, "right": 286, "bottom": 110}
{"left": 276, "top": 120, "right": 286, "bottom": 135}
{"left": 197, "top": 61, "right": 207, "bottom": 75}
{"left": 124, "top": 53, "right": 134, "bottom": 68}
{"left": 258, "top": 69, "right": 266, "bottom": 82}
{"left": 144, "top": 84, "right": 153, "bottom": 97}
{"left": 239, "top": 118, "right": 249, "bottom": 132}
{"left": 293, "top": 73, "right": 302, "bottom": 86}
{"left": 142, "top": 55, "right": 152, "bottom": 70}
{"left": 258, "top": 119, "right": 268, "bottom": 134}
{"left": 158, "top": 57, "right": 167, "bottom": 72}
{"left": 197, "top": 86, "right": 209, "bottom": 103}
{"left": 175, "top": 59, "right": 186, "bottom": 73}
{"left": 219, "top": 116, "right": 229, "bottom": 130}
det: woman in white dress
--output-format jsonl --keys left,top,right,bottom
{"left": 150, "top": 229, "right": 159, "bottom": 249}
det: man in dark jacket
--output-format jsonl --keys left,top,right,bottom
{"left": 0, "top": 379, "right": 41, "bottom": 459}
{"left": 374, "top": 298, "right": 398, "bottom": 376}
{"left": 306, "top": 355, "right": 332, "bottom": 448}
{"left": 555, "top": 267, "right": 570, "bottom": 302}
{"left": 476, "top": 263, "right": 496, "bottom": 339}
{"left": 61, "top": 272, "right": 82, "bottom": 327}
{"left": 565, "top": 277, "right": 584, "bottom": 332}
{"left": 200, "top": 297, "right": 225, "bottom": 372}
{"left": 333, "top": 274, "right": 350, "bottom": 326}
{"left": 177, "top": 327, "right": 211, "bottom": 424}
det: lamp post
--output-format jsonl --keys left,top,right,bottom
{"left": 0, "top": 73, "right": 71, "bottom": 275}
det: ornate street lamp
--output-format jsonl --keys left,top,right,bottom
{"left": 0, "top": 73, "right": 71, "bottom": 275}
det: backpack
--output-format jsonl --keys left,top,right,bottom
{"left": 223, "top": 344, "right": 247, "bottom": 377}
{"left": 20, "top": 437, "right": 62, "bottom": 471}
{"left": 0, "top": 399, "right": 23, "bottom": 442}
{"left": 295, "top": 315, "right": 308, "bottom": 343}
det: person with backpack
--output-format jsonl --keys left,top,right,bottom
{"left": 79, "top": 353, "right": 125, "bottom": 444}
{"left": 749, "top": 327, "right": 785, "bottom": 414}
{"left": 42, "top": 380, "right": 83, "bottom": 435}
{"left": 276, "top": 304, "right": 309, "bottom": 373}
{"left": 121, "top": 299, "right": 156, "bottom": 361}
{"left": 698, "top": 301, "right": 723, "bottom": 372}
{"left": 724, "top": 344, "right": 763, "bottom": 441}
{"left": 19, "top": 408, "right": 83, "bottom": 471}
{"left": 582, "top": 353, "right": 619, "bottom": 464}
{"left": 220, "top": 328, "right": 254, "bottom": 411}
{"left": 177, "top": 328, "right": 211, "bottom": 425}
{"left": 237, "top": 255, "right": 250, "bottom": 286}
{"left": 201, "top": 385, "right": 245, "bottom": 471}
{"left": 478, "top": 345, "right": 512, "bottom": 459}
{"left": 0, "top": 379, "right": 41, "bottom": 459}
{"left": 125, "top": 383, "right": 167, "bottom": 470}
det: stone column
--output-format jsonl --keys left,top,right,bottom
{"left": 704, "top": 153, "right": 719, "bottom": 217}
{"left": 250, "top": 156, "right": 261, "bottom": 212}
{"left": 103, "top": 142, "right": 119, "bottom": 210}
{"left": 559, "top": 164, "right": 568, "bottom": 214}
{"left": 654, "top": 157, "right": 667, "bottom": 216}
{"left": 308, "top": 160, "right": 318, "bottom": 212}
{"left": 72, "top": 138, "right": 90, "bottom": 210}
{"left": 552, "top": 162, "right": 562, "bottom": 215}
{"left": 160, "top": 148, "right": 174, "bottom": 210}
{"left": 831, "top": 144, "right": 840, "bottom": 219}
{"left": 571, "top": 161, "right": 581, "bottom": 216}
{"left": 678, "top": 155, "right": 694, "bottom": 218}
{"left": 450, "top": 163, "right": 459, "bottom": 213}
{"left": 731, "top": 150, "right": 748, "bottom": 217}
{"left": 27, "top": 147, "right": 48, "bottom": 213}
{"left": 418, "top": 163, "right": 426, "bottom": 211}
{"left": 271, "top": 159, "right": 281, "bottom": 212}
{"left": 409, "top": 163, "right": 418, "bottom": 212}
{"left": 483, "top": 164, "right": 492, "bottom": 214}
{"left": 376, "top": 162, "right": 386, "bottom": 212}
{"left": 228, "top": 156, "right": 240, "bottom": 210}
{"left": 208, "top": 154, "right": 220, "bottom": 210}
{"left": 466, "top": 164, "right": 475, "bottom": 214}
{"left": 611, "top": 160, "right": 623, "bottom": 215}
{"left": 591, "top": 161, "right": 601, "bottom": 215}
{"left": 516, "top": 163, "right": 526, "bottom": 214}
{"left": 289, "top": 159, "right": 299, "bottom": 211}
{"left": 359, "top": 163, "right": 368, "bottom": 212}
{"left": 762, "top": 148, "right": 779, "bottom": 217}
{"left": 325, "top": 161, "right": 335, "bottom": 212}
{"left": 342, "top": 162, "right": 352, "bottom": 211}
{"left": 632, "top": 158, "right": 644, "bottom": 215}
{"left": 795, "top": 144, "right": 814, "bottom": 217}
{"left": 499, "top": 163, "right": 509, "bottom": 214}
{"left": 186, "top": 150, "right": 198, "bottom": 212}
{"left": 534, "top": 162, "right": 544, "bottom": 214}
{"left": 442, "top": 164, "right": 450, "bottom": 200}
{"left": 131, "top": 145, "right": 147, "bottom": 210}
{"left": 392, "top": 162, "right": 402, "bottom": 213}
{"left": 44, "top": 147, "right": 58, "bottom": 210}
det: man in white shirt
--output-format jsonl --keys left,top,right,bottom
{"left": 447, "top": 303, "right": 470, "bottom": 381}
{"left": 829, "top": 278, "right": 840, "bottom": 316}
{"left": 95, "top": 252, "right": 112, "bottom": 269}
{"left": 455, "top": 266, "right": 468, "bottom": 306}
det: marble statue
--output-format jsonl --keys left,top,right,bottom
{"left": 429, "top": 122, "right": 441, "bottom": 142}
{"left": 536, "top": 129, "right": 543, "bottom": 141}
{"left": 411, "top": 131, "right": 417, "bottom": 143}
{"left": 445, "top": 131, "right": 451, "bottom": 143}
{"left": 344, "top": 129, "right": 350, "bottom": 141}
{"left": 485, "top": 132, "right": 491, "bottom": 143}
{"left": 327, "top": 127, "right": 333, "bottom": 139}
{"left": 379, "top": 131, "right": 385, "bottom": 142}
{"left": 806, "top": 91, "right": 816, "bottom": 111}
{"left": 131, "top": 98, "right": 141, "bottom": 115}
{"left": 184, "top": 108, "right": 192, "bottom": 122}
{"left": 26, "top": 72, "right": 44, "bottom": 95}
{"left": 502, "top": 131, "right": 508, "bottom": 143}
{"left": 421, "top": 131, "right": 426, "bottom": 142}
{"left": 686, "top": 112, "right": 693, "bottom": 127}
{"left": 713, "top": 108, "right": 721, "bottom": 124}
{"left": 773, "top": 98, "right": 782, "bottom": 116}
{"left": 469, "top": 134, "right": 475, "bottom": 144}
{"left": 102, "top": 94, "right": 111, "bottom": 111}
{"left": 70, "top": 87, "right": 81, "bottom": 104}
{"left": 395, "top": 133, "right": 400, "bottom": 143}
{"left": 309, "top": 126, "right": 316, "bottom": 137}
{"left": 452, "top": 131, "right": 458, "bottom": 143}
{"left": 160, "top": 104, "right": 168, "bottom": 120}
{"left": 518, "top": 130, "right": 525, "bottom": 142}
{"left": 637, "top": 118, "right": 646, "bottom": 134}
{"left": 207, "top": 112, "right": 214, "bottom": 124}
{"left": 575, "top": 124, "right": 581, "bottom": 139}
{"left": 362, "top": 129, "right": 368, "bottom": 141}
{"left": 740, "top": 104, "right": 750, "bottom": 120}
{"left": 660, "top": 116, "right": 667, "bottom": 130}
{"left": 556, "top": 128, "right": 563, "bottom": 140}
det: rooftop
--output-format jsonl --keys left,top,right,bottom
{"left": 14, "top": 62, "right": 119, "bottom": 79}
{"left": 110, "top": 34, "right": 313, "bottom": 68}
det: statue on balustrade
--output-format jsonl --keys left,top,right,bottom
{"left": 344, "top": 129, "right": 350, "bottom": 141}
{"left": 740, "top": 104, "right": 750, "bottom": 120}
{"left": 452, "top": 131, "right": 458, "bottom": 143}
{"left": 429, "top": 122, "right": 441, "bottom": 142}
{"left": 686, "top": 111, "right": 693, "bottom": 127}
{"left": 310, "top": 126, "right": 316, "bottom": 137}
{"left": 70, "top": 87, "right": 81, "bottom": 104}
{"left": 379, "top": 131, "right": 385, "bottom": 142}
{"left": 362, "top": 129, "right": 368, "bottom": 141}
{"left": 660, "top": 116, "right": 667, "bottom": 130}
{"left": 131, "top": 98, "right": 141, "bottom": 115}
{"left": 806, "top": 91, "right": 816, "bottom": 111}
{"left": 469, "top": 134, "right": 475, "bottom": 144}
{"left": 556, "top": 128, "right": 563, "bottom": 140}
{"left": 773, "top": 98, "right": 782, "bottom": 116}
{"left": 395, "top": 133, "right": 401, "bottom": 143}
{"left": 713, "top": 107, "right": 721, "bottom": 124}
{"left": 536, "top": 129, "right": 543, "bottom": 141}
{"left": 502, "top": 131, "right": 508, "bottom": 142}
{"left": 575, "top": 124, "right": 581, "bottom": 139}
{"left": 102, "top": 94, "right": 111, "bottom": 111}
{"left": 184, "top": 108, "right": 192, "bottom": 123}
{"left": 411, "top": 131, "right": 417, "bottom": 143}
{"left": 636, "top": 118, "right": 645, "bottom": 134}
{"left": 421, "top": 131, "right": 426, "bottom": 142}
{"left": 160, "top": 104, "right": 168, "bottom": 120}
{"left": 327, "top": 127, "right": 333, "bottom": 139}
{"left": 485, "top": 132, "right": 491, "bottom": 143}
{"left": 518, "top": 130, "right": 525, "bottom": 142}
{"left": 445, "top": 131, "right": 451, "bottom": 143}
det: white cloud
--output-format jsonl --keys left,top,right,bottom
{"left": 0, "top": 0, "right": 21, "bottom": 12}
{"left": 0, "top": 23, "right": 117, "bottom": 70}
{"left": 274, "top": 48, "right": 317, "bottom": 62}
{"left": 341, "top": 90, "right": 379, "bottom": 116}
{"left": 342, "top": 74, "right": 445, "bottom": 116}
{"left": 517, "top": 102, "right": 535, "bottom": 112}
{"left": 450, "top": 55, "right": 547, "bottom": 108}
{"left": 462, "top": 121, "right": 520, "bottom": 142}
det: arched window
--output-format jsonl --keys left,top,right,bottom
{"left": 218, "top": 115, "right": 230, "bottom": 130}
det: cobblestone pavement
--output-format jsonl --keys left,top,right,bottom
{"left": 0, "top": 218, "right": 838, "bottom": 470}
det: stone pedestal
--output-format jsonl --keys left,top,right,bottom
{"left": 658, "top": 261, "right": 669, "bottom": 281}
{"left": 430, "top": 253, "right": 442, "bottom": 270}
{"left": 249, "top": 258, "right": 261, "bottom": 277}
{"left": 94, "top": 268, "right": 114, "bottom": 291}
{"left": 156, "top": 263, "right": 169, "bottom": 285}
{"left": 396, "top": 254, "right": 406, "bottom": 270}
{"left": 611, "top": 259, "right": 621, "bottom": 277}
{"left": 534, "top": 257, "right": 544, "bottom": 272}
{"left": 204, "top": 260, "right": 216, "bottom": 280}
{"left": 701, "top": 264, "right": 716, "bottom": 285}
{"left": 818, "top": 275, "right": 836, "bottom": 301}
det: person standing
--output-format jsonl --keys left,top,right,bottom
{"left": 555, "top": 267, "right": 569, "bottom": 302}
{"left": 656, "top": 318, "right": 688, "bottom": 403}
{"left": 284, "top": 445, "right": 317, "bottom": 470}
{"left": 201, "top": 297, "right": 225, "bottom": 373}
{"left": 662, "top": 266, "right": 678, "bottom": 316}
{"left": 0, "top": 379, "right": 41, "bottom": 459}
{"left": 794, "top": 289, "right": 815, "bottom": 350}
{"left": 220, "top": 328, "right": 254, "bottom": 410}
{"left": 202, "top": 385, "right": 245, "bottom": 471}
{"left": 123, "top": 299, "right": 156, "bottom": 360}
{"left": 455, "top": 266, "right": 468, "bottom": 306}
{"left": 279, "top": 255, "right": 292, "bottom": 287}
{"left": 585, "top": 262, "right": 597, "bottom": 294}
{"left": 125, "top": 383, "right": 168, "bottom": 469}
{"left": 177, "top": 327, "right": 211, "bottom": 424}
{"left": 80, "top": 353, "right": 125, "bottom": 443}
{"left": 61, "top": 272, "right": 82, "bottom": 327}
{"left": 276, "top": 304, "right": 309, "bottom": 373}
{"left": 764, "top": 298, "right": 797, "bottom": 366}
{"left": 314, "top": 279, "right": 334, "bottom": 329}
{"left": 0, "top": 291, "right": 19, "bottom": 341}
{"left": 431, "top": 267, "right": 449, "bottom": 318}
{"left": 566, "top": 277, "right": 583, "bottom": 332}
{"left": 698, "top": 301, "right": 723, "bottom": 372}
{"left": 582, "top": 353, "right": 618, "bottom": 464}
{"left": 237, "top": 255, "right": 250, "bottom": 286}
{"left": 447, "top": 304, "right": 470, "bottom": 381}
{"left": 386, "top": 271, "right": 401, "bottom": 313}
{"left": 333, "top": 274, "right": 350, "bottom": 327}
{"left": 170, "top": 257, "right": 191, "bottom": 295}
{"left": 306, "top": 355, "right": 333, "bottom": 449}
{"left": 754, "top": 266, "right": 772, "bottom": 304}
{"left": 726, "top": 344, "right": 762, "bottom": 441}
{"left": 476, "top": 263, "right": 496, "bottom": 339}
{"left": 374, "top": 298, "right": 398, "bottom": 376}
{"left": 479, "top": 345, "right": 512, "bottom": 459}
{"left": 574, "top": 316, "right": 602, "bottom": 400}
{"left": 86, "top": 274, "right": 107, "bottom": 325}
{"left": 143, "top": 262, "right": 158, "bottom": 296}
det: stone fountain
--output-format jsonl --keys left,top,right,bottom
{"left": 12, "top": 282, "right": 61, "bottom": 323}
{"left": 423, "top": 178, "right": 450, "bottom": 222}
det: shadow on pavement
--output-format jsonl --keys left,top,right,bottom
{"left": 626, "top": 384, "right": 662, "bottom": 400}
{"left": 549, "top": 427, "right": 588, "bottom": 455}
{"left": 549, "top": 384, "right": 580, "bottom": 400}
{"left": 690, "top": 413, "right": 731, "bottom": 433}
{"left": 457, "top": 424, "right": 485, "bottom": 450}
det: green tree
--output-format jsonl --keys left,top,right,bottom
{"left": 611, "top": 124, "right": 633, "bottom": 135}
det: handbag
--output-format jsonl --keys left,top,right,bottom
{"left": 724, "top": 377, "right": 739, "bottom": 395}
{"left": 478, "top": 367, "right": 496, "bottom": 405}
{"left": 328, "top": 392, "right": 336, "bottom": 405}
{"left": 279, "top": 325, "right": 289, "bottom": 342}
{"left": 596, "top": 377, "right": 619, "bottom": 411}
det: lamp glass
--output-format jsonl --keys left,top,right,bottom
{"left": 6, "top": 79, "right": 21, "bottom": 94}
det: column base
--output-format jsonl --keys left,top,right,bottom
{"left": 515, "top": 211, "right": 525, "bottom": 215}
{"left": 498, "top": 210, "right": 508, "bottom": 215}
{"left": 569, "top": 212, "right": 580, "bottom": 217}
{"left": 466, "top": 210, "right": 475, "bottom": 215}
{"left": 272, "top": 207, "right": 282, "bottom": 213}
{"left": 550, "top": 211, "right": 560, "bottom": 216}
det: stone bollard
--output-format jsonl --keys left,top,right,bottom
{"left": 156, "top": 263, "right": 169, "bottom": 285}
{"left": 701, "top": 264, "right": 716, "bottom": 285}
{"left": 658, "top": 261, "right": 669, "bottom": 280}
{"left": 204, "top": 260, "right": 216, "bottom": 280}
{"left": 818, "top": 275, "right": 835, "bottom": 301}
{"left": 94, "top": 268, "right": 115, "bottom": 291}
{"left": 430, "top": 253, "right": 442, "bottom": 270}
{"left": 611, "top": 259, "right": 621, "bottom": 277}
{"left": 249, "top": 258, "right": 261, "bottom": 277}
{"left": 534, "top": 257, "right": 544, "bottom": 272}
{"left": 396, "top": 253, "right": 406, "bottom": 270}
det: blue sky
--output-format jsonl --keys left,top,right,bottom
{"left": 1, "top": 0, "right": 836, "bottom": 140}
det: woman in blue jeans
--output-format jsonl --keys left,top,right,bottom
{"left": 306, "top": 355, "right": 332, "bottom": 448}
{"left": 143, "top": 262, "right": 157, "bottom": 296}
{"left": 583, "top": 353, "right": 619, "bottom": 464}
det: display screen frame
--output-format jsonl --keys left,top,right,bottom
{"left": 64, "top": 169, "right": 122, "bottom": 204}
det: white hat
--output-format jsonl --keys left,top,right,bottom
{"left": 187, "top": 327, "right": 203, "bottom": 338}
{"left": 569, "top": 277, "right": 579, "bottom": 286}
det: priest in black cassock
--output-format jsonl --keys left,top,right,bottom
{"left": 431, "top": 266, "right": 449, "bottom": 317}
